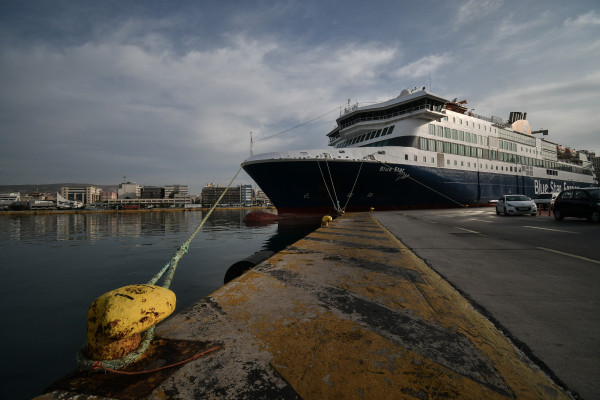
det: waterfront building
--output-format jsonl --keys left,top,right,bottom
{"left": 255, "top": 190, "right": 271, "bottom": 206}
{"left": 241, "top": 184, "right": 253, "bottom": 206}
{"left": 101, "top": 191, "right": 117, "bottom": 201}
{"left": 165, "top": 184, "right": 189, "bottom": 198}
{"left": 117, "top": 182, "right": 141, "bottom": 199}
{"left": 201, "top": 183, "right": 252, "bottom": 207}
{"left": 141, "top": 186, "right": 165, "bottom": 199}
{"left": 60, "top": 186, "right": 102, "bottom": 205}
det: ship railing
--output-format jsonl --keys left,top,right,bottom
{"left": 339, "top": 103, "right": 443, "bottom": 130}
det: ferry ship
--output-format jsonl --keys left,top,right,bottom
{"left": 242, "top": 88, "right": 596, "bottom": 215}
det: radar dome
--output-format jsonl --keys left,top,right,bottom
{"left": 398, "top": 88, "right": 412, "bottom": 98}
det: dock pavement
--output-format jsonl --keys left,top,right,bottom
{"left": 40, "top": 212, "right": 574, "bottom": 399}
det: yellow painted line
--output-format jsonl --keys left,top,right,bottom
{"left": 468, "top": 218, "right": 493, "bottom": 223}
{"left": 454, "top": 227, "right": 481, "bottom": 234}
{"left": 523, "top": 226, "right": 579, "bottom": 234}
{"left": 537, "top": 247, "right": 600, "bottom": 265}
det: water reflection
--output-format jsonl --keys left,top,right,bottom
{"left": 0, "top": 210, "right": 319, "bottom": 400}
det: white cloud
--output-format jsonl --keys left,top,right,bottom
{"left": 564, "top": 10, "right": 600, "bottom": 28}
{"left": 453, "top": 0, "right": 503, "bottom": 30}
{"left": 0, "top": 32, "right": 403, "bottom": 189}
{"left": 391, "top": 53, "right": 453, "bottom": 79}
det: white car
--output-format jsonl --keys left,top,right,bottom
{"left": 496, "top": 195, "right": 537, "bottom": 216}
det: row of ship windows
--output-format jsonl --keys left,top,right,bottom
{"left": 429, "top": 124, "right": 539, "bottom": 155}
{"left": 335, "top": 125, "right": 395, "bottom": 148}
{"left": 404, "top": 153, "right": 523, "bottom": 172}
{"left": 429, "top": 124, "right": 488, "bottom": 145}
{"left": 446, "top": 115, "right": 495, "bottom": 132}
{"left": 418, "top": 138, "right": 593, "bottom": 175}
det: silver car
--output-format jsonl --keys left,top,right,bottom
{"left": 496, "top": 195, "right": 537, "bottom": 216}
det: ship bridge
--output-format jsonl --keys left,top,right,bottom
{"left": 327, "top": 89, "right": 447, "bottom": 146}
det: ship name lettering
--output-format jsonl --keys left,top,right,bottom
{"left": 534, "top": 179, "right": 579, "bottom": 194}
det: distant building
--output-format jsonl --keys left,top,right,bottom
{"left": 141, "top": 186, "right": 165, "bottom": 199}
{"left": 164, "top": 184, "right": 189, "bottom": 198}
{"left": 118, "top": 182, "right": 141, "bottom": 199}
{"left": 60, "top": 186, "right": 102, "bottom": 205}
{"left": 255, "top": 190, "right": 271, "bottom": 206}
{"left": 101, "top": 191, "right": 117, "bottom": 201}
{"left": 202, "top": 183, "right": 251, "bottom": 207}
{"left": 241, "top": 184, "right": 253, "bottom": 206}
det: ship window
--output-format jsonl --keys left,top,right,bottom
{"left": 414, "top": 155, "right": 418, "bottom": 161}
{"left": 451, "top": 143, "right": 458, "bottom": 154}
{"left": 428, "top": 139, "right": 436, "bottom": 150}
{"left": 444, "top": 127, "right": 451, "bottom": 138}
{"left": 465, "top": 146, "right": 471, "bottom": 157}
{"left": 454, "top": 160, "right": 457, "bottom": 165}
{"left": 420, "top": 138, "right": 427, "bottom": 150}
{"left": 459, "top": 131, "right": 464, "bottom": 141}
{"left": 447, "top": 159, "right": 451, "bottom": 165}
{"left": 437, "top": 140, "right": 443, "bottom": 152}
{"left": 432, "top": 157, "right": 435, "bottom": 163}
{"left": 473, "top": 133, "right": 478, "bottom": 143}
{"left": 387, "top": 125, "right": 395, "bottom": 135}
{"left": 429, "top": 124, "right": 435, "bottom": 135}
{"left": 405, "top": 154, "right": 408, "bottom": 160}
{"left": 437, "top": 126, "right": 443, "bottom": 137}
{"left": 444, "top": 142, "right": 451, "bottom": 153}
{"left": 458, "top": 145, "right": 465, "bottom": 156}
{"left": 460, "top": 119, "right": 463, "bottom": 125}
{"left": 423, "top": 156, "right": 427, "bottom": 162}
{"left": 461, "top": 161, "right": 464, "bottom": 166}
{"left": 376, "top": 129, "right": 384, "bottom": 137}
{"left": 452, "top": 129, "right": 458, "bottom": 140}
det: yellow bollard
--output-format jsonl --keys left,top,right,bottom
{"left": 86, "top": 284, "right": 176, "bottom": 360}
{"left": 321, "top": 215, "right": 332, "bottom": 227}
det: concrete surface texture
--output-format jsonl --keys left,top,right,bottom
{"left": 40, "top": 212, "right": 573, "bottom": 399}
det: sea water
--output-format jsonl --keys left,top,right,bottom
{"left": 0, "top": 209, "right": 319, "bottom": 399}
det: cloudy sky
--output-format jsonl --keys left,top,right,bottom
{"left": 1, "top": 0, "right": 599, "bottom": 194}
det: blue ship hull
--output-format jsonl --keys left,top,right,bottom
{"left": 244, "top": 159, "right": 588, "bottom": 215}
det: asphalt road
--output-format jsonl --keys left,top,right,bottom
{"left": 374, "top": 208, "right": 600, "bottom": 400}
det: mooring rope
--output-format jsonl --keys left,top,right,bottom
{"left": 78, "top": 165, "right": 244, "bottom": 371}
{"left": 341, "top": 160, "right": 364, "bottom": 211}
{"left": 317, "top": 161, "right": 340, "bottom": 212}
{"left": 378, "top": 160, "right": 466, "bottom": 207}
{"left": 324, "top": 159, "right": 341, "bottom": 212}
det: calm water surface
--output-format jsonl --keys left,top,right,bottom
{"left": 0, "top": 209, "right": 319, "bottom": 399}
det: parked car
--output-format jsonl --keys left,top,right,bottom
{"left": 496, "top": 195, "right": 537, "bottom": 216}
{"left": 532, "top": 192, "right": 558, "bottom": 210}
{"left": 553, "top": 187, "right": 600, "bottom": 223}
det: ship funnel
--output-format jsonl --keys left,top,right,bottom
{"left": 508, "top": 112, "right": 526, "bottom": 124}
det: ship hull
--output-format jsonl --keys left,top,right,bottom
{"left": 243, "top": 158, "right": 592, "bottom": 215}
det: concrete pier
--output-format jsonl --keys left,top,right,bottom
{"left": 41, "top": 212, "right": 573, "bottom": 399}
